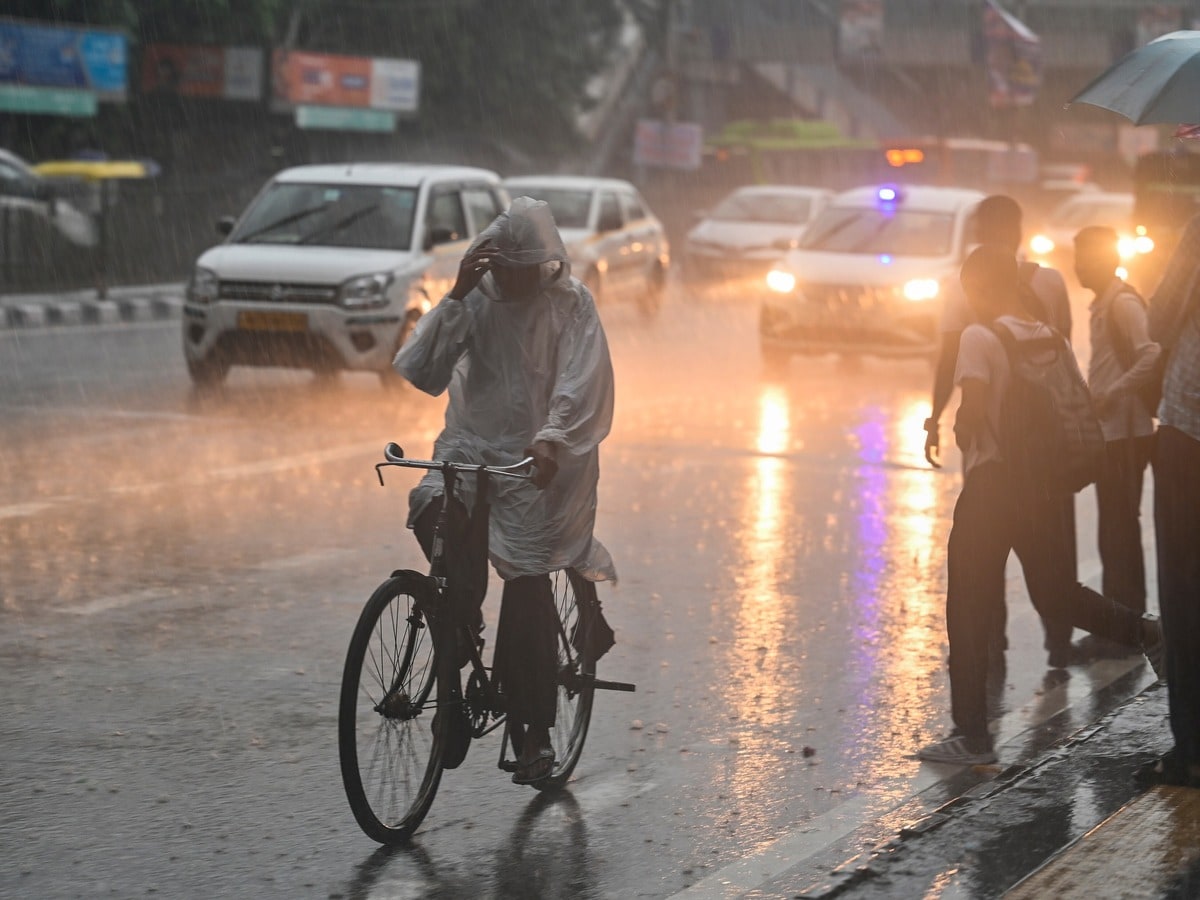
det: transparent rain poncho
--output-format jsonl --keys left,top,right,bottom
{"left": 393, "top": 197, "right": 617, "bottom": 582}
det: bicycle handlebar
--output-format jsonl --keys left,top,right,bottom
{"left": 375, "top": 442, "right": 535, "bottom": 486}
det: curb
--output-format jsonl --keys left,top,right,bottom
{"left": 0, "top": 284, "right": 186, "bottom": 331}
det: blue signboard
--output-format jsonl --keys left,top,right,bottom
{"left": 0, "top": 19, "right": 127, "bottom": 100}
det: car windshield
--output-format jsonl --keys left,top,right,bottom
{"left": 801, "top": 206, "right": 956, "bottom": 256}
{"left": 1050, "top": 199, "right": 1131, "bottom": 228}
{"left": 230, "top": 183, "right": 417, "bottom": 250}
{"left": 512, "top": 187, "right": 592, "bottom": 229}
{"left": 710, "top": 192, "right": 813, "bottom": 224}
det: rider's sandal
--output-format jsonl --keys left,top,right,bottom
{"left": 512, "top": 748, "right": 555, "bottom": 785}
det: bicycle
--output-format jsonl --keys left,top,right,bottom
{"left": 338, "top": 442, "right": 635, "bottom": 844}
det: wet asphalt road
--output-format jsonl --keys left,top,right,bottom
{"left": 0, "top": 280, "right": 1158, "bottom": 898}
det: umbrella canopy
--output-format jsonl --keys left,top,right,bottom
{"left": 1070, "top": 31, "right": 1200, "bottom": 126}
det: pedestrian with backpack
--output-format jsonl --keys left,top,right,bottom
{"left": 917, "top": 245, "right": 1165, "bottom": 766}
{"left": 1138, "top": 213, "right": 1200, "bottom": 788}
{"left": 923, "top": 195, "right": 1078, "bottom": 669}
{"left": 1074, "top": 226, "right": 1161, "bottom": 624}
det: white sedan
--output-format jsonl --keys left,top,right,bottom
{"left": 503, "top": 175, "right": 670, "bottom": 318}
{"left": 683, "top": 184, "right": 832, "bottom": 288}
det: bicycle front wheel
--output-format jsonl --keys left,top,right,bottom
{"left": 338, "top": 572, "right": 445, "bottom": 843}
{"left": 535, "top": 569, "right": 598, "bottom": 791}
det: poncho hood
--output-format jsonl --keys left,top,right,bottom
{"left": 472, "top": 196, "right": 571, "bottom": 295}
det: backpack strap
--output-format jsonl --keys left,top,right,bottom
{"left": 986, "top": 319, "right": 1064, "bottom": 357}
{"left": 1104, "top": 282, "right": 1146, "bottom": 372}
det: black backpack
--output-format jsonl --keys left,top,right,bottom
{"left": 1105, "top": 285, "right": 1165, "bottom": 416}
{"left": 987, "top": 322, "right": 1106, "bottom": 495}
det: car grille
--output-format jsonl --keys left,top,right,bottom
{"left": 219, "top": 280, "right": 338, "bottom": 304}
{"left": 800, "top": 282, "right": 899, "bottom": 310}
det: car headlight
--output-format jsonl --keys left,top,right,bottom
{"left": 1134, "top": 235, "right": 1154, "bottom": 255}
{"left": 902, "top": 278, "right": 940, "bottom": 302}
{"left": 188, "top": 266, "right": 219, "bottom": 305}
{"left": 766, "top": 268, "right": 796, "bottom": 293}
{"left": 1029, "top": 234, "right": 1055, "bottom": 256}
{"left": 339, "top": 272, "right": 393, "bottom": 310}
{"left": 1117, "top": 235, "right": 1137, "bottom": 260}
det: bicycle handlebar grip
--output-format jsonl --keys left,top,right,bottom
{"left": 384, "top": 442, "right": 405, "bottom": 463}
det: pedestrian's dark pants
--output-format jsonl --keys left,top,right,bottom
{"left": 1096, "top": 434, "right": 1155, "bottom": 614}
{"left": 413, "top": 502, "right": 558, "bottom": 731}
{"left": 946, "top": 462, "right": 1146, "bottom": 744}
{"left": 1154, "top": 426, "right": 1200, "bottom": 768}
{"left": 493, "top": 574, "right": 559, "bottom": 730}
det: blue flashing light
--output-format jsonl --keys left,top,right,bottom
{"left": 877, "top": 186, "right": 898, "bottom": 202}
{"left": 879, "top": 254, "right": 892, "bottom": 264}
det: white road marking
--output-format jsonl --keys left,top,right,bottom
{"left": 0, "top": 441, "right": 384, "bottom": 516}
{"left": 669, "top": 771, "right": 941, "bottom": 898}
{"left": 255, "top": 548, "right": 362, "bottom": 571}
{"left": 0, "top": 500, "right": 61, "bottom": 520}
{"left": 67, "top": 587, "right": 179, "bottom": 616}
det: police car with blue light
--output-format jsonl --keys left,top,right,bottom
{"left": 759, "top": 184, "right": 986, "bottom": 366}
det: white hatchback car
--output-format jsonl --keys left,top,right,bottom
{"left": 683, "top": 184, "right": 832, "bottom": 287}
{"left": 759, "top": 184, "right": 986, "bottom": 365}
{"left": 502, "top": 175, "right": 669, "bottom": 317}
{"left": 183, "top": 163, "right": 508, "bottom": 388}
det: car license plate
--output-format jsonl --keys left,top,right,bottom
{"left": 237, "top": 311, "right": 308, "bottom": 332}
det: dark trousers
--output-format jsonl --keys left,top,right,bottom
{"left": 1096, "top": 435, "right": 1155, "bottom": 614}
{"left": 1154, "top": 426, "right": 1200, "bottom": 767}
{"left": 494, "top": 575, "right": 558, "bottom": 729}
{"left": 946, "top": 463, "right": 1146, "bottom": 742}
{"left": 987, "top": 494, "right": 1075, "bottom": 655}
{"left": 413, "top": 503, "right": 558, "bottom": 730}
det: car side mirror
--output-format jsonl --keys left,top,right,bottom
{"left": 216, "top": 216, "right": 236, "bottom": 236}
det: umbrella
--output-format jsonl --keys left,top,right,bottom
{"left": 1070, "top": 30, "right": 1200, "bottom": 126}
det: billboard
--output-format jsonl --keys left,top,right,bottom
{"left": 633, "top": 119, "right": 704, "bottom": 171}
{"left": 141, "top": 44, "right": 263, "bottom": 101}
{"left": 0, "top": 18, "right": 127, "bottom": 100}
{"left": 982, "top": 0, "right": 1042, "bottom": 109}
{"left": 271, "top": 50, "right": 419, "bottom": 114}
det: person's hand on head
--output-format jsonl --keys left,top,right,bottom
{"left": 449, "top": 241, "right": 497, "bottom": 300}
{"left": 525, "top": 440, "right": 558, "bottom": 490}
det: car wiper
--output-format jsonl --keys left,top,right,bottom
{"left": 236, "top": 204, "right": 329, "bottom": 243}
{"left": 299, "top": 204, "right": 381, "bottom": 244}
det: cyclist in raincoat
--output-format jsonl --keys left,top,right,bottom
{"left": 393, "top": 196, "right": 616, "bottom": 784}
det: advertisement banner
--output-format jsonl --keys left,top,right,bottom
{"left": 141, "top": 44, "right": 263, "bottom": 101}
{"left": 272, "top": 50, "right": 419, "bottom": 114}
{"left": 0, "top": 19, "right": 127, "bottom": 100}
{"left": 633, "top": 119, "right": 704, "bottom": 171}
{"left": 982, "top": 0, "right": 1042, "bottom": 109}
{"left": 839, "top": 0, "right": 884, "bottom": 58}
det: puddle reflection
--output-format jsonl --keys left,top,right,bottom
{"left": 846, "top": 397, "right": 946, "bottom": 777}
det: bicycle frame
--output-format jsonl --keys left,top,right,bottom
{"left": 372, "top": 442, "right": 634, "bottom": 765}
{"left": 375, "top": 442, "right": 535, "bottom": 736}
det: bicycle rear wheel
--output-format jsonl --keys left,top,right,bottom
{"left": 535, "top": 568, "right": 598, "bottom": 791}
{"left": 338, "top": 572, "right": 446, "bottom": 843}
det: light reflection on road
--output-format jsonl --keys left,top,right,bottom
{"left": 847, "top": 396, "right": 946, "bottom": 779}
{"left": 724, "top": 383, "right": 793, "bottom": 790}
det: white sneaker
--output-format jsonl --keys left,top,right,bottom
{"left": 917, "top": 734, "right": 997, "bottom": 765}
